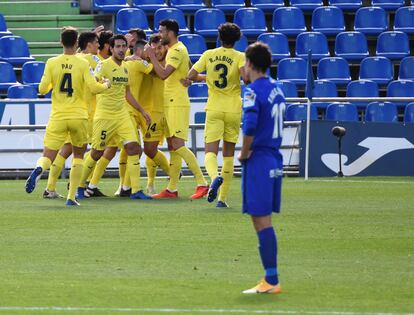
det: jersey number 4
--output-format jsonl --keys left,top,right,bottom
{"left": 60, "top": 73, "right": 74, "bottom": 97}
{"left": 214, "top": 63, "right": 228, "bottom": 89}
{"left": 271, "top": 102, "right": 286, "bottom": 139}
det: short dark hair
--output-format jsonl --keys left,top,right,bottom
{"left": 159, "top": 19, "right": 179, "bottom": 37}
{"left": 218, "top": 23, "right": 241, "bottom": 47}
{"left": 245, "top": 42, "right": 272, "bottom": 73}
{"left": 128, "top": 28, "right": 146, "bottom": 41}
{"left": 78, "top": 31, "right": 98, "bottom": 51}
{"left": 109, "top": 34, "right": 128, "bottom": 48}
{"left": 61, "top": 27, "right": 78, "bottom": 48}
{"left": 98, "top": 30, "right": 113, "bottom": 50}
{"left": 134, "top": 39, "right": 147, "bottom": 50}
{"left": 149, "top": 33, "right": 162, "bottom": 45}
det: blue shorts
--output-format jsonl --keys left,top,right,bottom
{"left": 242, "top": 149, "right": 283, "bottom": 216}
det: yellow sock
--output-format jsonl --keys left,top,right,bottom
{"left": 36, "top": 156, "right": 52, "bottom": 172}
{"left": 127, "top": 154, "right": 141, "bottom": 193}
{"left": 67, "top": 158, "right": 83, "bottom": 201}
{"left": 146, "top": 157, "right": 157, "bottom": 187}
{"left": 167, "top": 151, "right": 181, "bottom": 192}
{"left": 79, "top": 154, "right": 97, "bottom": 188}
{"left": 119, "top": 148, "right": 128, "bottom": 189}
{"left": 84, "top": 151, "right": 95, "bottom": 182}
{"left": 152, "top": 150, "right": 170, "bottom": 176}
{"left": 46, "top": 154, "right": 66, "bottom": 191}
{"left": 175, "top": 146, "right": 207, "bottom": 186}
{"left": 218, "top": 156, "right": 234, "bottom": 202}
{"left": 204, "top": 152, "right": 218, "bottom": 183}
{"left": 90, "top": 157, "right": 110, "bottom": 187}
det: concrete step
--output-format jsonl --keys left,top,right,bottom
{"left": 0, "top": 1, "right": 79, "bottom": 15}
{"left": 5, "top": 15, "right": 96, "bottom": 28}
{"left": 29, "top": 42, "right": 62, "bottom": 55}
{"left": 9, "top": 27, "right": 91, "bottom": 42}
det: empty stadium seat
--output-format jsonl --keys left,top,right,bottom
{"left": 211, "top": 0, "right": 245, "bottom": 12}
{"left": 387, "top": 80, "right": 414, "bottom": 107}
{"left": 233, "top": 8, "right": 267, "bottom": 37}
{"left": 394, "top": 6, "right": 414, "bottom": 35}
{"left": 328, "top": 0, "right": 361, "bottom": 11}
{"left": 359, "top": 56, "right": 393, "bottom": 85}
{"left": 326, "top": 103, "right": 359, "bottom": 121}
{"left": 312, "top": 6, "right": 345, "bottom": 36}
{"left": 188, "top": 83, "right": 208, "bottom": 98}
{"left": 346, "top": 79, "right": 379, "bottom": 107}
{"left": 194, "top": 112, "right": 206, "bottom": 123}
{"left": 272, "top": 7, "right": 306, "bottom": 36}
{"left": 365, "top": 102, "right": 398, "bottom": 122}
{"left": 277, "top": 80, "right": 298, "bottom": 97}
{"left": 334, "top": 31, "right": 369, "bottom": 61}
{"left": 354, "top": 7, "right": 387, "bottom": 35}
{"left": 93, "top": 0, "right": 129, "bottom": 13}
{"left": 404, "top": 102, "right": 414, "bottom": 123}
{"left": 258, "top": 33, "right": 290, "bottom": 61}
{"left": 296, "top": 32, "right": 330, "bottom": 61}
{"left": 376, "top": 31, "right": 410, "bottom": 60}
{"left": 116, "top": 8, "right": 152, "bottom": 35}
{"left": 0, "top": 61, "right": 18, "bottom": 91}
{"left": 0, "top": 14, "right": 12, "bottom": 38}
{"left": 398, "top": 56, "right": 414, "bottom": 80}
{"left": 194, "top": 9, "right": 226, "bottom": 37}
{"left": 171, "top": 0, "right": 205, "bottom": 13}
{"left": 178, "top": 34, "right": 207, "bottom": 63}
{"left": 0, "top": 36, "right": 34, "bottom": 66}
{"left": 21, "top": 61, "right": 45, "bottom": 88}
{"left": 132, "top": 0, "right": 167, "bottom": 12}
{"left": 7, "top": 84, "right": 37, "bottom": 99}
{"left": 285, "top": 103, "right": 318, "bottom": 121}
{"left": 216, "top": 34, "right": 248, "bottom": 52}
{"left": 308, "top": 79, "right": 338, "bottom": 109}
{"left": 154, "top": 8, "right": 189, "bottom": 34}
{"left": 317, "top": 57, "right": 351, "bottom": 85}
{"left": 277, "top": 58, "right": 307, "bottom": 85}
{"left": 251, "top": 0, "right": 284, "bottom": 12}
{"left": 289, "top": 0, "right": 323, "bottom": 11}
{"left": 372, "top": 0, "right": 403, "bottom": 10}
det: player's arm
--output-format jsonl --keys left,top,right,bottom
{"left": 83, "top": 65, "right": 110, "bottom": 94}
{"left": 187, "top": 53, "right": 206, "bottom": 82}
{"left": 238, "top": 88, "right": 259, "bottom": 162}
{"left": 146, "top": 45, "right": 177, "bottom": 80}
{"left": 38, "top": 60, "right": 52, "bottom": 95}
{"left": 125, "top": 86, "right": 151, "bottom": 126}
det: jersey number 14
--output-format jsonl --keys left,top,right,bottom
{"left": 271, "top": 102, "right": 285, "bottom": 139}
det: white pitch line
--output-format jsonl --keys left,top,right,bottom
{"left": 293, "top": 179, "right": 414, "bottom": 185}
{"left": 0, "top": 307, "right": 412, "bottom": 315}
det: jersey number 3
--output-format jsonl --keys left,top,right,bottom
{"left": 271, "top": 102, "right": 286, "bottom": 139}
{"left": 60, "top": 73, "right": 74, "bottom": 97}
{"left": 214, "top": 63, "right": 228, "bottom": 89}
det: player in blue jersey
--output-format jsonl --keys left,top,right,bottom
{"left": 238, "top": 42, "right": 286, "bottom": 294}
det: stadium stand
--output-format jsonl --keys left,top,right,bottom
{"left": 399, "top": 56, "right": 414, "bottom": 80}
{"left": 376, "top": 31, "right": 410, "bottom": 60}
{"left": 295, "top": 32, "right": 330, "bottom": 61}
{"left": 0, "top": 13, "right": 11, "bottom": 38}
{"left": 289, "top": 0, "right": 323, "bottom": 11}
{"left": 365, "top": 102, "right": 398, "bottom": 122}
{"left": 251, "top": 0, "right": 284, "bottom": 12}
{"left": 0, "top": 36, "right": 34, "bottom": 66}
{"left": 278, "top": 80, "right": 298, "bottom": 97}
{"left": 21, "top": 61, "right": 45, "bottom": 89}
{"left": 257, "top": 33, "right": 290, "bottom": 61}
{"left": 233, "top": 8, "right": 267, "bottom": 37}
{"left": 116, "top": 8, "right": 152, "bottom": 35}
{"left": 354, "top": 7, "right": 388, "bottom": 35}
{"left": 334, "top": 31, "right": 369, "bottom": 62}
{"left": 0, "top": 61, "right": 18, "bottom": 92}
{"left": 211, "top": 0, "right": 245, "bottom": 12}
{"left": 194, "top": 111, "right": 206, "bottom": 123}
{"left": 132, "top": 0, "right": 168, "bottom": 13}
{"left": 170, "top": 0, "right": 205, "bottom": 13}
{"left": 272, "top": 7, "right": 307, "bottom": 36}
{"left": 7, "top": 84, "right": 37, "bottom": 99}
{"left": 346, "top": 80, "right": 379, "bottom": 107}
{"left": 387, "top": 80, "right": 414, "bottom": 107}
{"left": 328, "top": 0, "right": 362, "bottom": 11}
{"left": 153, "top": 8, "right": 189, "bottom": 33}
{"left": 188, "top": 83, "right": 208, "bottom": 98}
{"left": 359, "top": 57, "right": 394, "bottom": 85}
{"left": 325, "top": 103, "right": 359, "bottom": 121}
{"left": 285, "top": 103, "right": 318, "bottom": 121}
{"left": 277, "top": 58, "right": 307, "bottom": 85}
{"left": 371, "top": 0, "right": 404, "bottom": 10}
{"left": 311, "top": 6, "right": 345, "bottom": 36}
{"left": 194, "top": 8, "right": 226, "bottom": 37}
{"left": 178, "top": 34, "right": 207, "bottom": 63}
{"left": 317, "top": 57, "right": 351, "bottom": 85}
{"left": 93, "top": 0, "right": 129, "bottom": 13}
{"left": 404, "top": 103, "right": 414, "bottom": 123}
{"left": 308, "top": 79, "right": 338, "bottom": 109}
{"left": 394, "top": 6, "right": 414, "bottom": 34}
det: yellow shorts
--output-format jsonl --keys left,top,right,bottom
{"left": 165, "top": 106, "right": 189, "bottom": 141}
{"left": 204, "top": 110, "right": 242, "bottom": 144}
{"left": 64, "top": 118, "right": 94, "bottom": 145}
{"left": 92, "top": 115, "right": 139, "bottom": 151}
{"left": 143, "top": 111, "right": 169, "bottom": 142}
{"left": 44, "top": 119, "right": 88, "bottom": 150}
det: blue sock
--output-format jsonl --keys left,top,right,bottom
{"left": 257, "top": 226, "right": 279, "bottom": 285}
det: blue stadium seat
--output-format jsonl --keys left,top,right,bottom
{"left": 394, "top": 6, "right": 414, "bottom": 35}
{"left": 7, "top": 84, "right": 37, "bottom": 99}
{"left": 404, "top": 102, "right": 414, "bottom": 123}
{"left": 296, "top": 32, "right": 329, "bottom": 61}
{"left": 308, "top": 79, "right": 338, "bottom": 109}
{"left": 354, "top": 7, "right": 387, "bottom": 35}
{"left": 170, "top": 0, "right": 205, "bottom": 13}
{"left": 277, "top": 80, "right": 298, "bottom": 97}
{"left": 211, "top": 0, "right": 245, "bottom": 12}
{"left": 277, "top": 58, "right": 307, "bottom": 85}
{"left": 289, "top": 0, "right": 323, "bottom": 11}
{"left": 285, "top": 103, "right": 318, "bottom": 121}
{"left": 328, "top": 0, "right": 361, "bottom": 11}
{"left": 317, "top": 57, "right": 351, "bottom": 85}
{"left": 346, "top": 79, "right": 379, "bottom": 107}
{"left": 233, "top": 8, "right": 267, "bottom": 37}
{"left": 194, "top": 9, "right": 226, "bottom": 37}
{"left": 398, "top": 56, "right": 414, "bottom": 80}
{"left": 93, "top": 0, "right": 129, "bottom": 13}
{"left": 326, "top": 103, "right": 359, "bottom": 121}
{"left": 334, "top": 31, "right": 368, "bottom": 61}
{"left": 188, "top": 83, "right": 208, "bottom": 98}
{"left": 365, "top": 102, "right": 398, "bottom": 122}
{"left": 359, "top": 56, "right": 393, "bottom": 85}
{"left": 116, "top": 8, "right": 152, "bottom": 35}
{"left": 21, "top": 61, "right": 45, "bottom": 89}
{"left": 0, "top": 14, "right": 12, "bottom": 38}
{"left": 312, "top": 6, "right": 345, "bottom": 36}
{"left": 272, "top": 7, "right": 306, "bottom": 36}
{"left": 154, "top": 8, "right": 189, "bottom": 34}
{"left": 0, "top": 36, "right": 34, "bottom": 66}
{"left": 216, "top": 34, "right": 248, "bottom": 52}
{"left": 194, "top": 112, "right": 206, "bottom": 123}
{"left": 387, "top": 80, "right": 414, "bottom": 107}
{"left": 251, "top": 0, "right": 284, "bottom": 12}
{"left": 132, "top": 0, "right": 167, "bottom": 12}
{"left": 258, "top": 33, "right": 290, "bottom": 62}
{"left": 376, "top": 31, "right": 410, "bottom": 60}
{"left": 371, "top": 0, "right": 403, "bottom": 10}
{"left": 0, "top": 61, "right": 18, "bottom": 91}
{"left": 178, "top": 34, "right": 207, "bottom": 63}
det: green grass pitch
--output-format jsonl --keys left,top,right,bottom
{"left": 0, "top": 177, "right": 413, "bottom": 315}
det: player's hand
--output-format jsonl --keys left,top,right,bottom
{"left": 238, "top": 151, "right": 251, "bottom": 162}
{"left": 142, "top": 111, "right": 151, "bottom": 126}
{"left": 125, "top": 33, "right": 134, "bottom": 46}
{"left": 102, "top": 78, "right": 111, "bottom": 88}
{"left": 180, "top": 78, "right": 192, "bottom": 87}
{"left": 125, "top": 55, "right": 139, "bottom": 61}
{"left": 144, "top": 45, "right": 155, "bottom": 59}
{"left": 93, "top": 25, "right": 105, "bottom": 35}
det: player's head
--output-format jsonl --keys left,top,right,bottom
{"left": 133, "top": 39, "right": 148, "bottom": 58}
{"left": 61, "top": 27, "right": 78, "bottom": 49}
{"left": 98, "top": 30, "right": 113, "bottom": 55}
{"left": 149, "top": 34, "right": 168, "bottom": 62}
{"left": 78, "top": 31, "right": 99, "bottom": 54}
{"left": 109, "top": 34, "right": 128, "bottom": 62}
{"left": 159, "top": 19, "right": 179, "bottom": 45}
{"left": 128, "top": 28, "right": 146, "bottom": 47}
{"left": 245, "top": 42, "right": 272, "bottom": 76}
{"left": 218, "top": 23, "right": 241, "bottom": 48}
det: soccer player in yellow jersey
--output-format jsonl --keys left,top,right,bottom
{"left": 25, "top": 27, "right": 111, "bottom": 206}
{"left": 146, "top": 19, "right": 208, "bottom": 199}
{"left": 77, "top": 34, "right": 153, "bottom": 200}
{"left": 188, "top": 23, "right": 246, "bottom": 208}
{"left": 125, "top": 28, "right": 146, "bottom": 57}
{"left": 97, "top": 30, "right": 113, "bottom": 61}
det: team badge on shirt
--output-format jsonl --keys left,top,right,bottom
{"left": 94, "top": 62, "right": 102, "bottom": 75}
{"left": 243, "top": 88, "right": 256, "bottom": 108}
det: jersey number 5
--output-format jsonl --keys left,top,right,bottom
{"left": 271, "top": 102, "right": 286, "bottom": 139}
{"left": 214, "top": 63, "right": 228, "bottom": 89}
{"left": 60, "top": 73, "right": 74, "bottom": 97}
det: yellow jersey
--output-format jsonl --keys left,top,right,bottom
{"left": 193, "top": 47, "right": 245, "bottom": 113}
{"left": 94, "top": 57, "right": 130, "bottom": 120}
{"left": 151, "top": 75, "right": 165, "bottom": 113}
{"left": 165, "top": 41, "right": 190, "bottom": 107}
{"left": 39, "top": 54, "right": 108, "bottom": 121}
